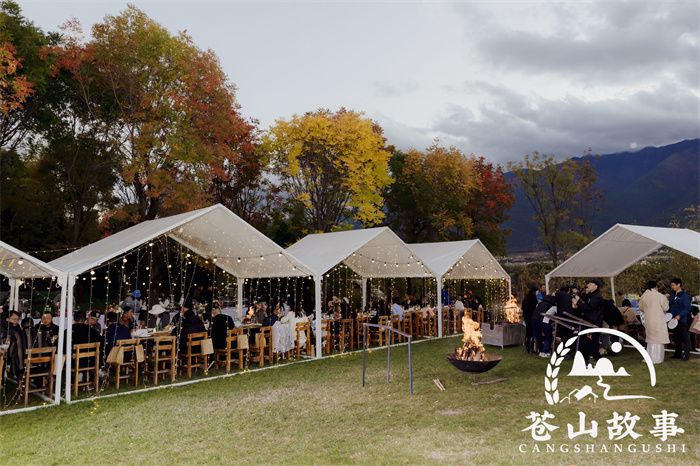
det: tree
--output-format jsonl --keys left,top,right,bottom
{"left": 508, "top": 151, "right": 603, "bottom": 266}
{"left": 463, "top": 157, "right": 515, "bottom": 255}
{"left": 45, "top": 5, "right": 256, "bottom": 225}
{"left": 262, "top": 108, "right": 392, "bottom": 232}
{"left": 0, "top": 1, "right": 52, "bottom": 152}
{"left": 383, "top": 142, "right": 479, "bottom": 242}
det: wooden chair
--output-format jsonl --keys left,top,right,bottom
{"left": 295, "top": 322, "right": 311, "bottom": 358}
{"left": 368, "top": 316, "right": 389, "bottom": 346}
{"left": 401, "top": 312, "right": 413, "bottom": 338}
{"left": 249, "top": 326, "right": 273, "bottom": 367}
{"left": 178, "top": 332, "right": 209, "bottom": 378}
{"left": 19, "top": 346, "right": 56, "bottom": 406}
{"left": 108, "top": 339, "right": 141, "bottom": 389}
{"left": 354, "top": 316, "right": 369, "bottom": 349}
{"left": 390, "top": 315, "right": 403, "bottom": 342}
{"left": 336, "top": 319, "right": 354, "bottom": 352}
{"left": 411, "top": 311, "right": 424, "bottom": 339}
{"left": 214, "top": 329, "right": 245, "bottom": 371}
{"left": 145, "top": 336, "right": 176, "bottom": 384}
{"left": 72, "top": 342, "right": 100, "bottom": 396}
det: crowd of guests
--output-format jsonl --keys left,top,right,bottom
{"left": 521, "top": 277, "right": 695, "bottom": 366}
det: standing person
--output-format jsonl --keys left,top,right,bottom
{"left": 668, "top": 278, "right": 691, "bottom": 361}
{"left": 532, "top": 294, "right": 556, "bottom": 357}
{"left": 572, "top": 280, "right": 604, "bottom": 366}
{"left": 601, "top": 299, "right": 624, "bottom": 355}
{"left": 121, "top": 291, "right": 142, "bottom": 326}
{"left": 639, "top": 280, "right": 669, "bottom": 364}
{"left": 280, "top": 303, "right": 309, "bottom": 350}
{"left": 521, "top": 287, "right": 539, "bottom": 354}
{"left": 536, "top": 284, "right": 546, "bottom": 302}
{"left": 555, "top": 284, "right": 579, "bottom": 354}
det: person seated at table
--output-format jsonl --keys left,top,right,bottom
{"left": 121, "top": 290, "right": 143, "bottom": 326}
{"left": 172, "top": 309, "right": 206, "bottom": 353}
{"left": 210, "top": 305, "right": 235, "bottom": 350}
{"left": 120, "top": 305, "right": 136, "bottom": 331}
{"left": 35, "top": 310, "right": 61, "bottom": 345}
{"left": 262, "top": 306, "right": 279, "bottom": 327}
{"left": 88, "top": 311, "right": 102, "bottom": 334}
{"left": 7, "top": 317, "right": 51, "bottom": 377}
{"left": 339, "top": 298, "right": 354, "bottom": 319}
{"left": 391, "top": 297, "right": 404, "bottom": 317}
{"left": 72, "top": 310, "right": 103, "bottom": 346}
{"left": 280, "top": 303, "right": 309, "bottom": 349}
{"left": 158, "top": 291, "right": 170, "bottom": 308}
{"left": 71, "top": 310, "right": 103, "bottom": 366}
{"left": 453, "top": 297, "right": 466, "bottom": 321}
{"left": 403, "top": 294, "right": 417, "bottom": 309}
{"left": 1, "top": 310, "right": 21, "bottom": 343}
{"left": 104, "top": 311, "right": 131, "bottom": 359}
{"left": 147, "top": 304, "right": 170, "bottom": 329}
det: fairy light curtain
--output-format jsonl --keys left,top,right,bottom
{"left": 0, "top": 240, "right": 67, "bottom": 413}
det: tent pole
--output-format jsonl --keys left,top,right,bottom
{"left": 64, "top": 276, "right": 75, "bottom": 403}
{"left": 437, "top": 275, "right": 443, "bottom": 337}
{"left": 8, "top": 279, "right": 15, "bottom": 311}
{"left": 362, "top": 278, "right": 367, "bottom": 311}
{"left": 315, "top": 274, "right": 322, "bottom": 359}
{"left": 610, "top": 277, "right": 616, "bottom": 304}
{"left": 237, "top": 278, "right": 244, "bottom": 319}
{"left": 13, "top": 278, "right": 20, "bottom": 314}
{"left": 54, "top": 275, "right": 68, "bottom": 405}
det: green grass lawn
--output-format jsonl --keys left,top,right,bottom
{"left": 1, "top": 336, "right": 698, "bottom": 464}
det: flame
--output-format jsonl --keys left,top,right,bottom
{"left": 455, "top": 315, "right": 484, "bottom": 361}
{"left": 504, "top": 295, "right": 520, "bottom": 323}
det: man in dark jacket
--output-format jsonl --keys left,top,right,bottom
{"left": 210, "top": 306, "right": 234, "bottom": 350}
{"left": 8, "top": 317, "right": 51, "bottom": 376}
{"left": 532, "top": 294, "right": 557, "bottom": 357}
{"left": 71, "top": 310, "right": 103, "bottom": 366}
{"left": 668, "top": 278, "right": 691, "bottom": 360}
{"left": 573, "top": 280, "right": 604, "bottom": 366}
{"left": 36, "top": 310, "right": 60, "bottom": 344}
{"left": 555, "top": 284, "right": 579, "bottom": 347}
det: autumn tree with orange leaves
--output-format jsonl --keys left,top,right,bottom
{"left": 44, "top": 5, "right": 259, "bottom": 226}
{"left": 384, "top": 142, "right": 514, "bottom": 254}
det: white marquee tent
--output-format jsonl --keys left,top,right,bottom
{"left": 0, "top": 240, "right": 68, "bottom": 411}
{"left": 287, "top": 227, "right": 434, "bottom": 355}
{"left": 406, "top": 239, "right": 511, "bottom": 333}
{"left": 545, "top": 224, "right": 700, "bottom": 297}
{"left": 48, "top": 204, "right": 313, "bottom": 401}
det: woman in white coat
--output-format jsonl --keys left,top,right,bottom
{"left": 280, "top": 303, "right": 309, "bottom": 349}
{"left": 639, "top": 280, "right": 670, "bottom": 364}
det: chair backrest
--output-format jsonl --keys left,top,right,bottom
{"left": 73, "top": 342, "right": 100, "bottom": 360}
{"left": 186, "top": 331, "right": 208, "bottom": 354}
{"left": 26, "top": 346, "right": 56, "bottom": 364}
{"left": 153, "top": 335, "right": 176, "bottom": 352}
{"left": 296, "top": 321, "right": 310, "bottom": 338}
{"left": 116, "top": 338, "right": 138, "bottom": 351}
{"left": 340, "top": 318, "right": 352, "bottom": 331}
{"left": 226, "top": 328, "right": 242, "bottom": 349}
{"left": 378, "top": 316, "right": 389, "bottom": 326}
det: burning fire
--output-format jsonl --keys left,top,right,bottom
{"left": 455, "top": 315, "right": 485, "bottom": 361}
{"left": 504, "top": 295, "right": 520, "bottom": 323}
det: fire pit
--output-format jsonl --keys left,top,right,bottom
{"left": 445, "top": 352, "right": 502, "bottom": 373}
{"left": 446, "top": 315, "right": 506, "bottom": 385}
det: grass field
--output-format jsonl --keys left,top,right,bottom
{"left": 1, "top": 336, "right": 698, "bottom": 464}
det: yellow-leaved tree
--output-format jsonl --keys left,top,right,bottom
{"left": 262, "top": 108, "right": 392, "bottom": 232}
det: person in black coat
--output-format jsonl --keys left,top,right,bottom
{"left": 210, "top": 306, "right": 235, "bottom": 350}
{"left": 1, "top": 310, "right": 21, "bottom": 343}
{"left": 532, "top": 294, "right": 556, "bottom": 356}
{"left": 573, "top": 280, "right": 605, "bottom": 366}
{"left": 555, "top": 283, "right": 579, "bottom": 348}
{"left": 71, "top": 310, "right": 103, "bottom": 366}
{"left": 521, "top": 287, "right": 538, "bottom": 354}
{"left": 36, "top": 311, "right": 60, "bottom": 345}
{"left": 172, "top": 310, "right": 206, "bottom": 354}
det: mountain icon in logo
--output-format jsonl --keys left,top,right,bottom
{"left": 568, "top": 351, "right": 630, "bottom": 377}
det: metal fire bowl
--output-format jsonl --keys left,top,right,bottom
{"left": 445, "top": 353, "right": 502, "bottom": 374}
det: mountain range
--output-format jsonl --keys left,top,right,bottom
{"left": 503, "top": 139, "right": 700, "bottom": 253}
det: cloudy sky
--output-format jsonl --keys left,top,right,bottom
{"left": 16, "top": 0, "right": 700, "bottom": 165}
